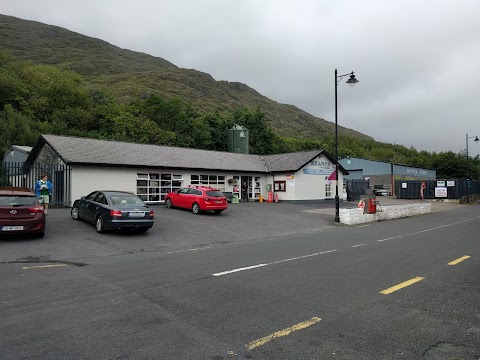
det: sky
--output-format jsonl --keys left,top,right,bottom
{"left": 1, "top": 0, "right": 480, "bottom": 156}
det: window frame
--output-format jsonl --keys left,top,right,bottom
{"left": 274, "top": 180, "right": 286, "bottom": 192}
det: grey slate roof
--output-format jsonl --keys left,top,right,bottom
{"left": 29, "top": 135, "right": 346, "bottom": 174}
{"left": 264, "top": 150, "right": 326, "bottom": 172}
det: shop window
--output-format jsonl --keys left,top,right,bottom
{"left": 274, "top": 180, "right": 286, "bottom": 192}
{"left": 137, "top": 173, "right": 183, "bottom": 203}
{"left": 325, "top": 177, "right": 332, "bottom": 198}
{"left": 191, "top": 174, "right": 226, "bottom": 191}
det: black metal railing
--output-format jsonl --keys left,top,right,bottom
{"left": 1, "top": 162, "right": 72, "bottom": 207}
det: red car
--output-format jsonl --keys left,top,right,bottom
{"left": 0, "top": 187, "right": 46, "bottom": 238}
{"left": 165, "top": 186, "right": 228, "bottom": 214}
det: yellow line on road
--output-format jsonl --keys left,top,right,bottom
{"left": 448, "top": 255, "right": 470, "bottom": 266}
{"left": 245, "top": 317, "right": 321, "bottom": 350}
{"left": 380, "top": 277, "right": 425, "bottom": 295}
{"left": 22, "top": 264, "right": 67, "bottom": 270}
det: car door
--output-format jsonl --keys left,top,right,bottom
{"left": 87, "top": 192, "right": 108, "bottom": 221}
{"left": 185, "top": 188, "right": 200, "bottom": 209}
{"left": 79, "top": 191, "right": 98, "bottom": 222}
{"left": 174, "top": 188, "right": 190, "bottom": 208}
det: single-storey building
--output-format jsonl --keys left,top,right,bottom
{"left": 22, "top": 134, "right": 349, "bottom": 206}
{"left": 2, "top": 145, "right": 33, "bottom": 166}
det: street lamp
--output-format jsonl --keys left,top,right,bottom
{"left": 466, "top": 133, "right": 479, "bottom": 202}
{"left": 334, "top": 69, "right": 358, "bottom": 222}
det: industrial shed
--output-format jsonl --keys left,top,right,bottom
{"left": 338, "top": 157, "right": 436, "bottom": 195}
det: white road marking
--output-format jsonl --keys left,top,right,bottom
{"left": 352, "top": 244, "right": 366, "bottom": 248}
{"left": 377, "top": 216, "right": 480, "bottom": 242}
{"left": 356, "top": 225, "right": 370, "bottom": 228}
{"left": 213, "top": 264, "right": 268, "bottom": 276}
{"left": 212, "top": 250, "right": 337, "bottom": 277}
{"left": 168, "top": 247, "right": 212, "bottom": 254}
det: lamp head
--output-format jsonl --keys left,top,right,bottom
{"left": 474, "top": 136, "right": 479, "bottom": 143}
{"left": 346, "top": 73, "right": 359, "bottom": 87}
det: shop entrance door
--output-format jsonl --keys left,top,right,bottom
{"left": 241, "top": 176, "right": 249, "bottom": 201}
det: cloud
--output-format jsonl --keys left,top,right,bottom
{"left": 1, "top": 0, "right": 479, "bottom": 155}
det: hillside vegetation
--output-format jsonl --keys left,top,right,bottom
{"left": 0, "top": 14, "right": 478, "bottom": 179}
{"left": 0, "top": 14, "right": 369, "bottom": 141}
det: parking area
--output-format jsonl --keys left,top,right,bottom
{"left": 0, "top": 201, "right": 338, "bottom": 263}
{"left": 0, "top": 198, "right": 464, "bottom": 264}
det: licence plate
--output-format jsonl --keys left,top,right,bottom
{"left": 1, "top": 226, "right": 24, "bottom": 231}
{"left": 215, "top": 201, "right": 222, "bottom": 204}
{"left": 129, "top": 212, "right": 144, "bottom": 217}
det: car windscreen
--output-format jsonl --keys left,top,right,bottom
{"left": 206, "top": 190, "right": 224, "bottom": 197}
{"left": 0, "top": 195, "right": 36, "bottom": 207}
{"left": 110, "top": 195, "right": 146, "bottom": 207}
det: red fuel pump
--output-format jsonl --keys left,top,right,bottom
{"left": 364, "top": 197, "right": 377, "bottom": 214}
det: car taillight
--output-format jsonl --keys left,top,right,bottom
{"left": 110, "top": 210, "right": 122, "bottom": 217}
{"left": 203, "top": 197, "right": 212, "bottom": 202}
{"left": 149, "top": 210, "right": 154, "bottom": 217}
{"left": 29, "top": 206, "right": 44, "bottom": 213}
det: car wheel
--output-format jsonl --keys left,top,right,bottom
{"left": 95, "top": 216, "right": 105, "bottom": 233}
{"left": 35, "top": 232, "right": 45, "bottom": 238}
{"left": 214, "top": 210, "right": 224, "bottom": 214}
{"left": 165, "top": 198, "right": 172, "bottom": 208}
{"left": 71, "top": 206, "right": 80, "bottom": 220}
{"left": 192, "top": 202, "right": 201, "bottom": 214}
{"left": 137, "top": 227, "right": 149, "bottom": 233}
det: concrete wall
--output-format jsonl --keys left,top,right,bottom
{"left": 340, "top": 203, "right": 432, "bottom": 225}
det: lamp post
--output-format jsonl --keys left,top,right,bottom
{"left": 466, "top": 133, "right": 479, "bottom": 202}
{"left": 334, "top": 69, "right": 358, "bottom": 222}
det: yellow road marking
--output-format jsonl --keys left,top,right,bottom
{"left": 448, "top": 255, "right": 470, "bottom": 266}
{"left": 22, "top": 264, "right": 67, "bottom": 270}
{"left": 245, "top": 317, "right": 321, "bottom": 350}
{"left": 380, "top": 277, "right": 425, "bottom": 295}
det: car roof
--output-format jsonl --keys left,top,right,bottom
{"left": 100, "top": 191, "right": 137, "bottom": 196}
{"left": 0, "top": 187, "right": 35, "bottom": 196}
{"left": 187, "top": 186, "right": 221, "bottom": 191}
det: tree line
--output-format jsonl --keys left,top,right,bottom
{"left": 0, "top": 52, "right": 478, "bottom": 180}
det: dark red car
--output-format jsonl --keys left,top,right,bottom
{"left": 0, "top": 187, "right": 46, "bottom": 238}
{"left": 165, "top": 186, "right": 228, "bottom": 214}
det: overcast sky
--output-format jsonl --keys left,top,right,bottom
{"left": 2, "top": 0, "right": 480, "bottom": 156}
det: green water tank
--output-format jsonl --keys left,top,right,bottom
{"left": 227, "top": 124, "right": 249, "bottom": 154}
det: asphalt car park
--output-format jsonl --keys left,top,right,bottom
{"left": 0, "top": 201, "right": 337, "bottom": 263}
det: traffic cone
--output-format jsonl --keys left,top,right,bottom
{"left": 274, "top": 193, "right": 279, "bottom": 203}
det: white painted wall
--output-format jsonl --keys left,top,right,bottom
{"left": 69, "top": 158, "right": 346, "bottom": 203}
{"left": 71, "top": 166, "right": 138, "bottom": 201}
{"left": 70, "top": 166, "right": 270, "bottom": 202}
{"left": 340, "top": 203, "right": 431, "bottom": 225}
{"left": 293, "top": 154, "right": 344, "bottom": 200}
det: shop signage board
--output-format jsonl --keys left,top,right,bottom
{"left": 435, "top": 187, "right": 447, "bottom": 198}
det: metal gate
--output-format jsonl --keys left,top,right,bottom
{"left": 345, "top": 179, "right": 370, "bottom": 201}
{"left": 0, "top": 162, "right": 72, "bottom": 207}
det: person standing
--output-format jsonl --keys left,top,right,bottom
{"left": 35, "top": 174, "right": 53, "bottom": 214}
{"left": 241, "top": 181, "right": 249, "bottom": 202}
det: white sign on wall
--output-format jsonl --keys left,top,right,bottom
{"left": 402, "top": 183, "right": 407, "bottom": 189}
{"left": 437, "top": 180, "right": 446, "bottom": 187}
{"left": 435, "top": 187, "right": 447, "bottom": 198}
{"left": 447, "top": 180, "right": 455, "bottom": 187}
{"left": 286, "top": 175, "right": 295, "bottom": 187}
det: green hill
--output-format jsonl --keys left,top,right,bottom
{"left": 0, "top": 14, "right": 372, "bottom": 142}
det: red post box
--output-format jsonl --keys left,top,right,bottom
{"left": 364, "top": 197, "right": 377, "bottom": 214}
